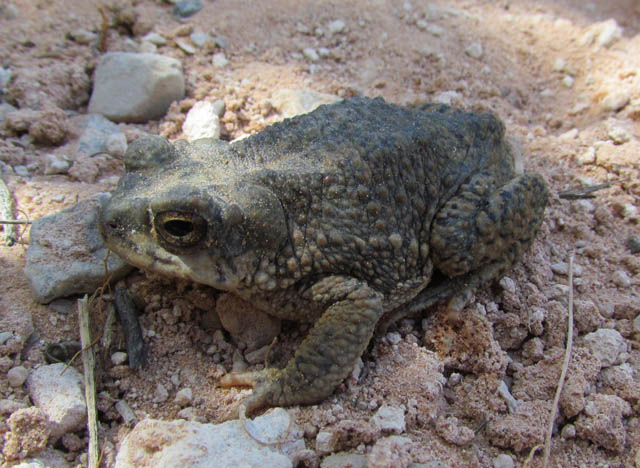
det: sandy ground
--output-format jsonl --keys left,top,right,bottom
{"left": 0, "top": 0, "right": 639, "bottom": 467}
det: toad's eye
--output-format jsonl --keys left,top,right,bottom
{"left": 155, "top": 211, "right": 207, "bottom": 247}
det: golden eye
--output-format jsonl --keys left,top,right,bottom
{"left": 155, "top": 211, "right": 207, "bottom": 247}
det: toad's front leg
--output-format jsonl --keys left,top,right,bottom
{"left": 220, "top": 276, "right": 383, "bottom": 417}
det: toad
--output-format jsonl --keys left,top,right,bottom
{"left": 99, "top": 97, "right": 548, "bottom": 416}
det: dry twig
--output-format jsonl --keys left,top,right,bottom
{"left": 0, "top": 167, "right": 17, "bottom": 245}
{"left": 542, "top": 254, "right": 575, "bottom": 468}
{"left": 78, "top": 295, "right": 100, "bottom": 468}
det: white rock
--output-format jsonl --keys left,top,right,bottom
{"left": 7, "top": 366, "right": 28, "bottom": 387}
{"left": 212, "top": 52, "right": 228, "bottom": 68}
{"left": 612, "top": 270, "right": 632, "bottom": 288}
{"left": 174, "top": 387, "right": 193, "bottom": 406}
{"left": 425, "top": 23, "right": 444, "bottom": 36}
{"left": 562, "top": 75, "right": 574, "bottom": 88}
{"left": 576, "top": 147, "right": 596, "bottom": 165}
{"left": 88, "top": 52, "right": 185, "bottom": 123}
{"left": 372, "top": 405, "right": 405, "bottom": 434}
{"left": 601, "top": 89, "right": 631, "bottom": 112}
{"left": 303, "top": 47, "right": 319, "bottom": 62}
{"left": 175, "top": 39, "right": 196, "bottom": 55}
{"left": 494, "top": 454, "right": 514, "bottom": 468}
{"left": 315, "top": 430, "right": 338, "bottom": 455}
{"left": 114, "top": 408, "right": 301, "bottom": 468}
{"left": 43, "top": 154, "right": 71, "bottom": 175}
{"left": 464, "top": 42, "right": 483, "bottom": 59}
{"left": 327, "top": 20, "right": 346, "bottom": 35}
{"left": 27, "top": 363, "right": 87, "bottom": 440}
{"left": 583, "top": 329, "right": 627, "bottom": 367}
{"left": 551, "top": 262, "right": 583, "bottom": 276}
{"left": 607, "top": 125, "right": 631, "bottom": 144}
{"left": 111, "top": 352, "right": 128, "bottom": 366}
{"left": 139, "top": 41, "right": 157, "bottom": 54}
{"left": 595, "top": 19, "right": 623, "bottom": 47}
{"left": 499, "top": 276, "right": 516, "bottom": 294}
{"left": 271, "top": 88, "right": 340, "bottom": 118}
{"left": 432, "top": 90, "right": 463, "bottom": 106}
{"left": 182, "top": 101, "right": 222, "bottom": 141}
{"left": 552, "top": 57, "right": 567, "bottom": 72}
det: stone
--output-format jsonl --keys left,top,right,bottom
{"left": 88, "top": 53, "right": 185, "bottom": 123}
{"left": 24, "top": 193, "right": 133, "bottom": 303}
{"left": 368, "top": 436, "right": 413, "bottom": 468}
{"left": 372, "top": 405, "right": 406, "bottom": 434}
{"left": 303, "top": 47, "right": 319, "bottom": 62}
{"left": 574, "top": 394, "right": 631, "bottom": 453}
{"left": 7, "top": 366, "right": 28, "bottom": 387}
{"left": 106, "top": 132, "right": 128, "bottom": 158}
{"left": 111, "top": 352, "right": 128, "bottom": 366}
{"left": 3, "top": 407, "right": 50, "bottom": 460}
{"left": 174, "top": 387, "right": 192, "bottom": 406}
{"left": 583, "top": 329, "right": 627, "bottom": 367}
{"left": 0, "top": 66, "right": 12, "bottom": 89}
{"left": 114, "top": 408, "right": 302, "bottom": 468}
{"left": 595, "top": 139, "right": 640, "bottom": 167}
{"left": 43, "top": 154, "right": 71, "bottom": 175}
{"left": 153, "top": 384, "right": 169, "bottom": 403}
{"left": 176, "top": 39, "right": 196, "bottom": 55}
{"left": 270, "top": 88, "right": 341, "bottom": 118}
{"left": 26, "top": 363, "right": 86, "bottom": 441}
{"left": 432, "top": 90, "right": 463, "bottom": 106}
{"left": 493, "top": 454, "right": 514, "bottom": 468}
{"left": 327, "top": 20, "right": 346, "bottom": 35}
{"left": 601, "top": 89, "right": 631, "bottom": 112}
{"left": 464, "top": 42, "right": 483, "bottom": 59}
{"left": 212, "top": 52, "right": 228, "bottom": 68}
{"left": 321, "top": 453, "right": 367, "bottom": 468}
{"left": 595, "top": 19, "right": 623, "bottom": 47}
{"left": 550, "top": 262, "right": 583, "bottom": 276}
{"left": 612, "top": 270, "right": 632, "bottom": 288}
{"left": 562, "top": 75, "right": 574, "bottom": 88}
{"left": 315, "top": 431, "right": 338, "bottom": 455}
{"left": 143, "top": 32, "right": 167, "bottom": 46}
{"left": 172, "top": 0, "right": 202, "bottom": 18}
{"left": 182, "top": 101, "right": 222, "bottom": 141}
{"left": 190, "top": 32, "right": 208, "bottom": 48}
{"left": 576, "top": 147, "right": 596, "bottom": 165}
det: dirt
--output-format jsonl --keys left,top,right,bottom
{"left": 1, "top": 0, "right": 639, "bottom": 467}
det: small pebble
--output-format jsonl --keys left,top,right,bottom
{"left": 172, "top": 0, "right": 202, "bottom": 18}
{"left": 562, "top": 75, "right": 574, "bottom": 88}
{"left": 576, "top": 147, "right": 596, "bottom": 165}
{"left": 607, "top": 125, "right": 631, "bottom": 144}
{"left": 0, "top": 331, "right": 14, "bottom": 345}
{"left": 139, "top": 41, "right": 157, "bottom": 53}
{"left": 43, "top": 153, "right": 71, "bottom": 175}
{"left": 7, "top": 366, "right": 28, "bottom": 387}
{"left": 327, "top": 19, "right": 346, "bottom": 35}
{"left": 601, "top": 89, "right": 631, "bottom": 112}
{"left": 372, "top": 405, "right": 406, "bottom": 434}
{"left": 190, "top": 32, "right": 208, "bottom": 48}
{"left": 303, "top": 47, "right": 320, "bottom": 62}
{"left": 14, "top": 165, "right": 29, "bottom": 177}
{"left": 493, "top": 454, "right": 514, "bottom": 468}
{"left": 174, "top": 387, "right": 193, "bottom": 406}
{"left": 612, "top": 270, "right": 631, "bottom": 288}
{"left": 552, "top": 57, "right": 567, "bottom": 72}
{"left": 143, "top": 32, "right": 167, "bottom": 46}
{"left": 626, "top": 234, "right": 640, "bottom": 254}
{"left": 499, "top": 276, "right": 516, "bottom": 294}
{"left": 386, "top": 331, "right": 402, "bottom": 345}
{"left": 175, "top": 39, "right": 196, "bottom": 55}
{"left": 111, "top": 352, "right": 128, "bottom": 366}
{"left": 465, "top": 42, "right": 483, "bottom": 59}
{"left": 212, "top": 53, "right": 228, "bottom": 68}
{"left": 551, "top": 262, "right": 583, "bottom": 276}
{"left": 561, "top": 424, "right": 576, "bottom": 439}
{"left": 153, "top": 383, "right": 169, "bottom": 403}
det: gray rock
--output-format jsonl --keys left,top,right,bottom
{"left": 114, "top": 408, "right": 302, "bottom": 468}
{"left": 172, "top": 0, "right": 202, "bottom": 18}
{"left": 27, "top": 363, "right": 86, "bottom": 441}
{"left": 321, "top": 453, "right": 367, "bottom": 468}
{"left": 327, "top": 20, "right": 346, "bottom": 35}
{"left": 88, "top": 53, "right": 185, "bottom": 123}
{"left": 153, "top": 383, "right": 169, "bottom": 403}
{"left": 7, "top": 365, "right": 28, "bottom": 387}
{"left": 174, "top": 387, "right": 193, "bottom": 406}
{"left": 315, "top": 431, "right": 339, "bottom": 455}
{"left": 270, "top": 88, "right": 340, "bottom": 118}
{"left": 24, "top": 193, "right": 133, "bottom": 304}
{"left": 190, "top": 32, "right": 209, "bottom": 48}
{"left": 551, "top": 262, "right": 583, "bottom": 276}
{"left": 372, "top": 405, "right": 406, "bottom": 434}
{"left": 583, "top": 329, "right": 627, "bottom": 367}
{"left": 43, "top": 154, "right": 71, "bottom": 175}
{"left": 303, "top": 47, "right": 320, "bottom": 62}
{"left": 106, "top": 132, "right": 128, "bottom": 158}
{"left": 14, "top": 165, "right": 30, "bottom": 177}
{"left": 15, "top": 449, "right": 70, "bottom": 468}
{"left": 182, "top": 101, "right": 222, "bottom": 140}
{"left": 612, "top": 270, "right": 632, "bottom": 288}
{"left": 0, "top": 66, "right": 12, "bottom": 89}
{"left": 493, "top": 454, "right": 514, "bottom": 468}
{"left": 0, "top": 331, "right": 13, "bottom": 345}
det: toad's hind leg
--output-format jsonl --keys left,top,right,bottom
{"left": 380, "top": 172, "right": 548, "bottom": 331}
{"left": 221, "top": 277, "right": 384, "bottom": 417}
{"left": 430, "top": 172, "right": 548, "bottom": 279}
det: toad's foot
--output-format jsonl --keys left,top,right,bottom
{"left": 220, "top": 276, "right": 384, "bottom": 418}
